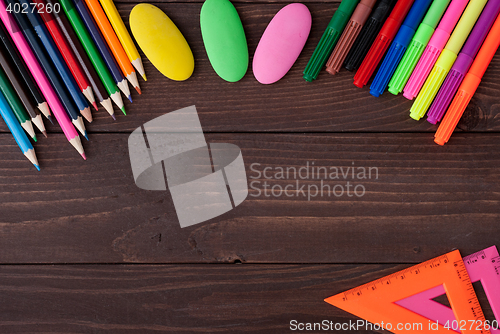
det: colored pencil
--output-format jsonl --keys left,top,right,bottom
{"left": 72, "top": 0, "right": 132, "bottom": 102}
{"left": 0, "top": 23, "right": 51, "bottom": 121}
{"left": 33, "top": 0, "right": 98, "bottom": 112}
{"left": 0, "top": 66, "right": 36, "bottom": 140}
{"left": 0, "top": 43, "right": 46, "bottom": 136}
{"left": 85, "top": 0, "right": 140, "bottom": 94}
{"left": 99, "top": 0, "right": 146, "bottom": 81}
{"left": 18, "top": 0, "right": 93, "bottom": 124}
{"left": 47, "top": 0, "right": 117, "bottom": 118}
{"left": 4, "top": 0, "right": 87, "bottom": 139}
{"left": 60, "top": 0, "right": 126, "bottom": 115}
{"left": 0, "top": 0, "right": 85, "bottom": 158}
{"left": 0, "top": 89, "right": 39, "bottom": 170}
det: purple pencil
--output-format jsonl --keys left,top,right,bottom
{"left": 427, "top": 0, "right": 500, "bottom": 124}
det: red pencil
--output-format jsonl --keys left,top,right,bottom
{"left": 33, "top": 0, "right": 97, "bottom": 117}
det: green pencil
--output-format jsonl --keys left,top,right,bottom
{"left": 0, "top": 66, "right": 36, "bottom": 141}
{"left": 59, "top": 0, "right": 126, "bottom": 115}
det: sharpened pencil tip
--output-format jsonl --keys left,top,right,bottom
{"left": 32, "top": 135, "right": 37, "bottom": 142}
{"left": 142, "top": 74, "right": 147, "bottom": 81}
{"left": 81, "top": 152, "right": 87, "bottom": 160}
{"left": 48, "top": 115, "right": 55, "bottom": 125}
{"left": 84, "top": 132, "right": 89, "bottom": 141}
{"left": 121, "top": 107, "right": 126, "bottom": 115}
{"left": 92, "top": 102, "right": 98, "bottom": 110}
{"left": 135, "top": 86, "right": 142, "bottom": 94}
{"left": 111, "top": 114, "right": 116, "bottom": 120}
{"left": 35, "top": 164, "right": 40, "bottom": 171}
{"left": 127, "top": 95, "right": 133, "bottom": 103}
{"left": 42, "top": 130, "right": 47, "bottom": 138}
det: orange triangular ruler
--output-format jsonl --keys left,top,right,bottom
{"left": 325, "top": 250, "right": 490, "bottom": 334}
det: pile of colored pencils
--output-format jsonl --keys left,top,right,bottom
{"left": 0, "top": 0, "right": 146, "bottom": 169}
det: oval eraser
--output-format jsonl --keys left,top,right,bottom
{"left": 200, "top": 0, "right": 248, "bottom": 82}
{"left": 129, "top": 4, "right": 194, "bottom": 81}
{"left": 253, "top": 3, "right": 311, "bottom": 84}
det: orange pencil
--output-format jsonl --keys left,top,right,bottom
{"left": 84, "top": 0, "right": 141, "bottom": 94}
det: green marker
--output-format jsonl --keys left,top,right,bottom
{"left": 60, "top": 0, "right": 126, "bottom": 115}
{"left": 388, "top": 0, "right": 451, "bottom": 95}
{"left": 303, "top": 0, "right": 360, "bottom": 82}
{"left": 0, "top": 67, "right": 36, "bottom": 141}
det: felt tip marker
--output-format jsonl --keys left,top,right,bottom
{"left": 387, "top": 0, "right": 451, "bottom": 95}
{"left": 427, "top": 0, "right": 500, "bottom": 124}
{"left": 303, "top": 0, "right": 360, "bottom": 82}
{"left": 369, "top": 0, "right": 433, "bottom": 97}
{"left": 409, "top": 0, "right": 488, "bottom": 120}
{"left": 325, "top": 0, "right": 377, "bottom": 75}
{"left": 353, "top": 0, "right": 416, "bottom": 88}
{"left": 403, "top": 0, "right": 470, "bottom": 99}
{"left": 435, "top": 14, "right": 500, "bottom": 145}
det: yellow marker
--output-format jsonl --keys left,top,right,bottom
{"left": 409, "top": 0, "right": 487, "bottom": 120}
{"left": 99, "top": 0, "right": 147, "bottom": 81}
{"left": 129, "top": 4, "right": 194, "bottom": 81}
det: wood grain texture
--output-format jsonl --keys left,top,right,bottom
{"left": 0, "top": 264, "right": 495, "bottom": 333}
{"left": 1, "top": 133, "right": 498, "bottom": 263}
{"left": 1, "top": 3, "right": 499, "bottom": 134}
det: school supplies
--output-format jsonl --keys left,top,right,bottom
{"left": 0, "top": 44, "right": 46, "bottom": 136}
{"left": 60, "top": 0, "right": 126, "bottom": 115}
{"left": 129, "top": 4, "right": 194, "bottom": 81}
{"left": 0, "top": 24, "right": 51, "bottom": 121}
{"left": 71, "top": 0, "right": 132, "bottom": 102}
{"left": 434, "top": 13, "right": 500, "bottom": 146}
{"left": 0, "top": 0, "right": 86, "bottom": 158}
{"left": 99, "top": 0, "right": 146, "bottom": 81}
{"left": 34, "top": 0, "right": 97, "bottom": 112}
{"left": 353, "top": 0, "right": 415, "bottom": 88}
{"left": 253, "top": 3, "right": 311, "bottom": 84}
{"left": 0, "top": 89, "right": 39, "bottom": 170}
{"left": 344, "top": 0, "right": 397, "bottom": 71}
{"left": 409, "top": 0, "right": 487, "bottom": 120}
{"left": 325, "top": 0, "right": 377, "bottom": 75}
{"left": 325, "top": 250, "right": 490, "bottom": 334}
{"left": 201, "top": 0, "right": 248, "bottom": 82}
{"left": 396, "top": 246, "right": 500, "bottom": 334}
{"left": 303, "top": 0, "right": 360, "bottom": 81}
{"left": 370, "top": 0, "right": 433, "bottom": 96}
{"left": 403, "top": 0, "right": 469, "bottom": 99}
{"left": 427, "top": 0, "right": 500, "bottom": 124}
{"left": 387, "top": 0, "right": 450, "bottom": 94}
{"left": 84, "top": 0, "right": 141, "bottom": 93}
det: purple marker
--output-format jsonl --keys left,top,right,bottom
{"left": 427, "top": 0, "right": 500, "bottom": 124}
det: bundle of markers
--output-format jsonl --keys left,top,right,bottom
{"left": 0, "top": 0, "right": 146, "bottom": 170}
{"left": 305, "top": 0, "right": 500, "bottom": 146}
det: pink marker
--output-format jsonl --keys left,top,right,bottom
{"left": 0, "top": 0, "right": 85, "bottom": 159}
{"left": 403, "top": 0, "right": 469, "bottom": 99}
{"left": 396, "top": 246, "right": 500, "bottom": 334}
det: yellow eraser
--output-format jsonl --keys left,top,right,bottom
{"left": 129, "top": 4, "right": 194, "bottom": 81}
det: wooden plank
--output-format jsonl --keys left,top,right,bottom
{"left": 0, "top": 264, "right": 495, "bottom": 333}
{"left": 1, "top": 133, "right": 498, "bottom": 263}
{"left": 1, "top": 3, "right": 499, "bottom": 134}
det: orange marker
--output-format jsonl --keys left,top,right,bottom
{"left": 84, "top": 0, "right": 141, "bottom": 94}
{"left": 325, "top": 250, "right": 490, "bottom": 334}
{"left": 435, "top": 14, "right": 500, "bottom": 146}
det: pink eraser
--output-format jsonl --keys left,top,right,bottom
{"left": 252, "top": 3, "right": 311, "bottom": 84}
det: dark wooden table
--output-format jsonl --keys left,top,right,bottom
{"left": 1, "top": 0, "right": 499, "bottom": 332}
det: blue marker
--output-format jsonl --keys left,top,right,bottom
{"left": 0, "top": 89, "right": 40, "bottom": 170}
{"left": 369, "top": 0, "right": 433, "bottom": 97}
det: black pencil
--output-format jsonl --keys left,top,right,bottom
{"left": 0, "top": 22, "right": 52, "bottom": 122}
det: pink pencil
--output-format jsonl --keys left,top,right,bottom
{"left": 0, "top": 0, "right": 85, "bottom": 159}
{"left": 403, "top": 0, "right": 469, "bottom": 99}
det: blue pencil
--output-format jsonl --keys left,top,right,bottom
{"left": 18, "top": 0, "right": 92, "bottom": 124}
{"left": 6, "top": 0, "right": 87, "bottom": 139}
{"left": 72, "top": 0, "right": 132, "bottom": 102}
{"left": 0, "top": 89, "right": 40, "bottom": 170}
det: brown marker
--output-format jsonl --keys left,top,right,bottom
{"left": 325, "top": 0, "right": 378, "bottom": 75}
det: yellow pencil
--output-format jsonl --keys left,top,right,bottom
{"left": 99, "top": 0, "right": 146, "bottom": 81}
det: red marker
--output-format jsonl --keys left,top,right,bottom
{"left": 353, "top": 0, "right": 415, "bottom": 87}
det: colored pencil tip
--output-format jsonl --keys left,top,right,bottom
{"left": 84, "top": 132, "right": 89, "bottom": 141}
{"left": 121, "top": 107, "right": 127, "bottom": 115}
{"left": 92, "top": 102, "right": 98, "bottom": 110}
{"left": 111, "top": 114, "right": 116, "bottom": 121}
{"left": 42, "top": 130, "right": 47, "bottom": 138}
{"left": 81, "top": 152, "right": 87, "bottom": 160}
{"left": 127, "top": 95, "right": 133, "bottom": 103}
{"left": 48, "top": 115, "right": 55, "bottom": 125}
{"left": 32, "top": 135, "right": 37, "bottom": 142}
{"left": 142, "top": 74, "right": 147, "bottom": 81}
{"left": 34, "top": 164, "right": 40, "bottom": 171}
{"left": 135, "top": 86, "right": 142, "bottom": 94}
